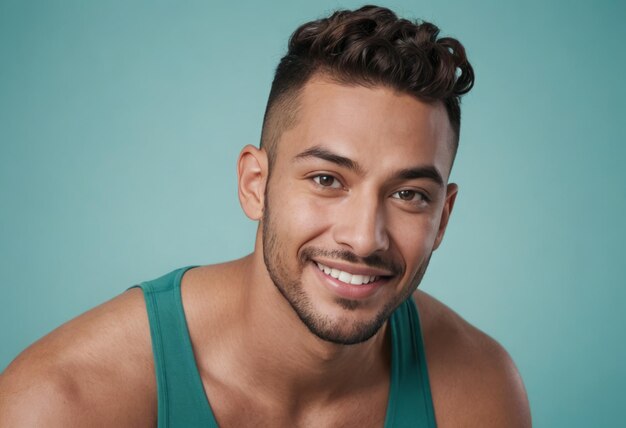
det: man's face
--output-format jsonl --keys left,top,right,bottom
{"left": 261, "top": 77, "right": 456, "bottom": 345}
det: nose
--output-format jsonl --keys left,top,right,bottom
{"left": 332, "top": 192, "right": 390, "bottom": 257}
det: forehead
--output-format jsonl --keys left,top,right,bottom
{"left": 276, "top": 77, "right": 456, "bottom": 181}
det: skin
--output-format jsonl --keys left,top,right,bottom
{"left": 0, "top": 76, "right": 531, "bottom": 427}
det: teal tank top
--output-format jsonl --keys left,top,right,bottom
{"left": 136, "top": 266, "right": 437, "bottom": 427}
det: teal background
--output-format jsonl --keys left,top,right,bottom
{"left": 1, "top": 0, "right": 624, "bottom": 426}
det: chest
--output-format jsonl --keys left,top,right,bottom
{"left": 138, "top": 271, "right": 436, "bottom": 427}
{"left": 201, "top": 378, "right": 390, "bottom": 428}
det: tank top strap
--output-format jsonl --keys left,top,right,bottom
{"left": 385, "top": 297, "right": 437, "bottom": 427}
{"left": 134, "top": 266, "right": 218, "bottom": 428}
{"left": 134, "top": 268, "right": 435, "bottom": 427}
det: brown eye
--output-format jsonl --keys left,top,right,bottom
{"left": 392, "top": 189, "right": 427, "bottom": 203}
{"left": 313, "top": 175, "right": 341, "bottom": 188}
{"left": 398, "top": 190, "right": 415, "bottom": 200}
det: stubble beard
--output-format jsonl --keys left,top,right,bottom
{"left": 261, "top": 191, "right": 432, "bottom": 346}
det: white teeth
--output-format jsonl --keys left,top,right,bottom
{"left": 350, "top": 275, "right": 364, "bottom": 285}
{"left": 338, "top": 271, "right": 351, "bottom": 283}
{"left": 316, "top": 262, "right": 378, "bottom": 285}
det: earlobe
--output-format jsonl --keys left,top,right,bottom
{"left": 237, "top": 145, "right": 268, "bottom": 220}
{"left": 433, "top": 183, "right": 458, "bottom": 251}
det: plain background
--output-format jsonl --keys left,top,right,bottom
{"left": 1, "top": 0, "right": 624, "bottom": 426}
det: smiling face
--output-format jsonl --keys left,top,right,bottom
{"left": 252, "top": 76, "right": 458, "bottom": 345}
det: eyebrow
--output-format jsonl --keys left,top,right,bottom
{"left": 394, "top": 166, "right": 444, "bottom": 187}
{"left": 293, "top": 145, "right": 444, "bottom": 186}
{"left": 294, "top": 146, "right": 363, "bottom": 174}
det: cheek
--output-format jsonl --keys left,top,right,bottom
{"left": 387, "top": 212, "right": 439, "bottom": 262}
{"left": 271, "top": 182, "right": 332, "bottom": 239}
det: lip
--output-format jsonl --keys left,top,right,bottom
{"left": 311, "top": 258, "right": 394, "bottom": 277}
{"left": 311, "top": 262, "right": 389, "bottom": 300}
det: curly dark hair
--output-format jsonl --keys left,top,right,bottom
{"left": 260, "top": 5, "right": 474, "bottom": 167}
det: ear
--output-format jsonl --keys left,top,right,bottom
{"left": 237, "top": 145, "right": 268, "bottom": 220}
{"left": 433, "top": 183, "right": 458, "bottom": 251}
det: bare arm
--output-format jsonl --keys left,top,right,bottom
{"left": 457, "top": 334, "right": 532, "bottom": 427}
{"left": 415, "top": 291, "right": 532, "bottom": 427}
{"left": 0, "top": 288, "right": 156, "bottom": 427}
{"left": 0, "top": 363, "right": 89, "bottom": 427}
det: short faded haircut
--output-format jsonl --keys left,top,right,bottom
{"left": 259, "top": 5, "right": 475, "bottom": 168}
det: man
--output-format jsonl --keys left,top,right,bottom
{"left": 0, "top": 5, "right": 531, "bottom": 427}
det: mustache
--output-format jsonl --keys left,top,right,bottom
{"left": 300, "top": 247, "right": 402, "bottom": 276}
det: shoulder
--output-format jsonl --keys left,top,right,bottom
{"left": 0, "top": 287, "right": 156, "bottom": 427}
{"left": 412, "top": 290, "right": 532, "bottom": 428}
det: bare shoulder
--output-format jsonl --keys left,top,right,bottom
{"left": 413, "top": 290, "right": 532, "bottom": 428}
{"left": 0, "top": 287, "right": 156, "bottom": 427}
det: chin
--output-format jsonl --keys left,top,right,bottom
{"left": 290, "top": 292, "right": 399, "bottom": 345}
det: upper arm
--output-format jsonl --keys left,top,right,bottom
{"left": 0, "top": 364, "right": 87, "bottom": 427}
{"left": 466, "top": 336, "right": 532, "bottom": 427}
{"left": 432, "top": 332, "right": 532, "bottom": 428}
{"left": 0, "top": 287, "right": 156, "bottom": 427}
{"left": 413, "top": 291, "right": 531, "bottom": 427}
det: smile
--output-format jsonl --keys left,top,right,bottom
{"left": 315, "top": 262, "right": 379, "bottom": 285}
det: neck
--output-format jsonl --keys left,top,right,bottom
{"left": 220, "top": 254, "right": 392, "bottom": 405}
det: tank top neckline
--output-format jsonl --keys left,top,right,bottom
{"left": 175, "top": 265, "right": 401, "bottom": 426}
{"left": 140, "top": 265, "right": 436, "bottom": 427}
